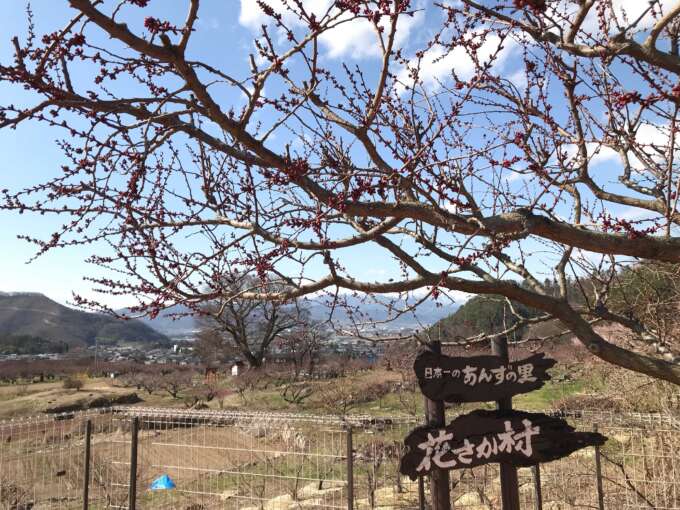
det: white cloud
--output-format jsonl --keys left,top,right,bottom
{"left": 635, "top": 122, "right": 669, "bottom": 149}
{"left": 398, "top": 46, "right": 459, "bottom": 91}
{"left": 617, "top": 206, "right": 659, "bottom": 221}
{"left": 396, "top": 32, "right": 517, "bottom": 93}
{"left": 320, "top": 8, "right": 425, "bottom": 59}
{"left": 239, "top": 0, "right": 334, "bottom": 31}
{"left": 238, "top": 0, "right": 425, "bottom": 59}
{"left": 561, "top": 142, "right": 619, "bottom": 166}
{"left": 589, "top": 144, "right": 619, "bottom": 166}
{"left": 606, "top": 0, "right": 675, "bottom": 31}
{"left": 505, "top": 169, "right": 530, "bottom": 184}
{"left": 552, "top": 0, "right": 676, "bottom": 36}
{"left": 625, "top": 122, "right": 678, "bottom": 171}
{"left": 507, "top": 69, "right": 528, "bottom": 90}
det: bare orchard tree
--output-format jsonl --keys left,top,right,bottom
{"left": 195, "top": 274, "right": 305, "bottom": 368}
{"left": 158, "top": 368, "right": 195, "bottom": 399}
{"left": 609, "top": 263, "right": 680, "bottom": 358}
{"left": 3, "top": 1, "right": 680, "bottom": 382}
{"left": 278, "top": 321, "right": 327, "bottom": 380}
{"left": 383, "top": 340, "right": 422, "bottom": 417}
{"left": 280, "top": 382, "right": 314, "bottom": 405}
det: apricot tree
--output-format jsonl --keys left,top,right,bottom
{"left": 2, "top": 0, "right": 680, "bottom": 382}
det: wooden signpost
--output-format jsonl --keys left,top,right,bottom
{"left": 414, "top": 351, "right": 556, "bottom": 403}
{"left": 400, "top": 409, "right": 606, "bottom": 479}
{"left": 404, "top": 343, "right": 608, "bottom": 510}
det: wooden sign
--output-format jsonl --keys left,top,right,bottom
{"left": 399, "top": 409, "right": 606, "bottom": 480}
{"left": 414, "top": 351, "right": 556, "bottom": 403}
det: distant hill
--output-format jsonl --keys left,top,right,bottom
{"left": 303, "top": 294, "right": 457, "bottom": 329}
{"left": 429, "top": 295, "right": 541, "bottom": 342}
{"left": 0, "top": 292, "right": 170, "bottom": 348}
{"left": 127, "top": 294, "right": 457, "bottom": 339}
{"left": 120, "top": 304, "right": 198, "bottom": 339}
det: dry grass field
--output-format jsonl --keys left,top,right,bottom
{"left": 1, "top": 356, "right": 679, "bottom": 509}
{"left": 2, "top": 407, "right": 679, "bottom": 510}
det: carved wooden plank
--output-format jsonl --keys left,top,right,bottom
{"left": 399, "top": 409, "right": 607, "bottom": 480}
{"left": 414, "top": 351, "right": 557, "bottom": 403}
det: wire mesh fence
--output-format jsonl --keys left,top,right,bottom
{"left": 0, "top": 407, "right": 679, "bottom": 509}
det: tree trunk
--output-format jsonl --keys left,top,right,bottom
{"left": 243, "top": 350, "right": 263, "bottom": 368}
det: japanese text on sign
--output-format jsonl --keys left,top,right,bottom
{"left": 399, "top": 409, "right": 608, "bottom": 479}
{"left": 415, "top": 419, "right": 540, "bottom": 472}
{"left": 414, "top": 351, "right": 556, "bottom": 402}
{"left": 423, "top": 363, "right": 537, "bottom": 386}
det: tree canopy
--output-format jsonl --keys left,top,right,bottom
{"left": 2, "top": 1, "right": 680, "bottom": 382}
{"left": 195, "top": 274, "right": 305, "bottom": 367}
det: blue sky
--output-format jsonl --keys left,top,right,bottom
{"left": 0, "top": 1, "right": 438, "bottom": 307}
{"left": 0, "top": 2, "right": 247, "bottom": 306}
{"left": 0, "top": 1, "right": 672, "bottom": 308}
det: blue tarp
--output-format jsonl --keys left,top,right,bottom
{"left": 150, "top": 474, "right": 176, "bottom": 490}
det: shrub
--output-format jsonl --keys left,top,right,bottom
{"left": 62, "top": 377, "right": 84, "bottom": 391}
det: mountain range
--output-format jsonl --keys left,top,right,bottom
{"left": 129, "top": 294, "right": 458, "bottom": 338}
{"left": 303, "top": 294, "right": 458, "bottom": 329}
{"left": 0, "top": 291, "right": 458, "bottom": 349}
{"left": 0, "top": 292, "right": 170, "bottom": 349}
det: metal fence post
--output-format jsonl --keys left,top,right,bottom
{"left": 531, "top": 465, "right": 542, "bottom": 510}
{"left": 129, "top": 417, "right": 139, "bottom": 510}
{"left": 418, "top": 476, "right": 426, "bottom": 510}
{"left": 594, "top": 424, "right": 605, "bottom": 510}
{"left": 347, "top": 425, "right": 354, "bottom": 510}
{"left": 82, "top": 419, "right": 92, "bottom": 510}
